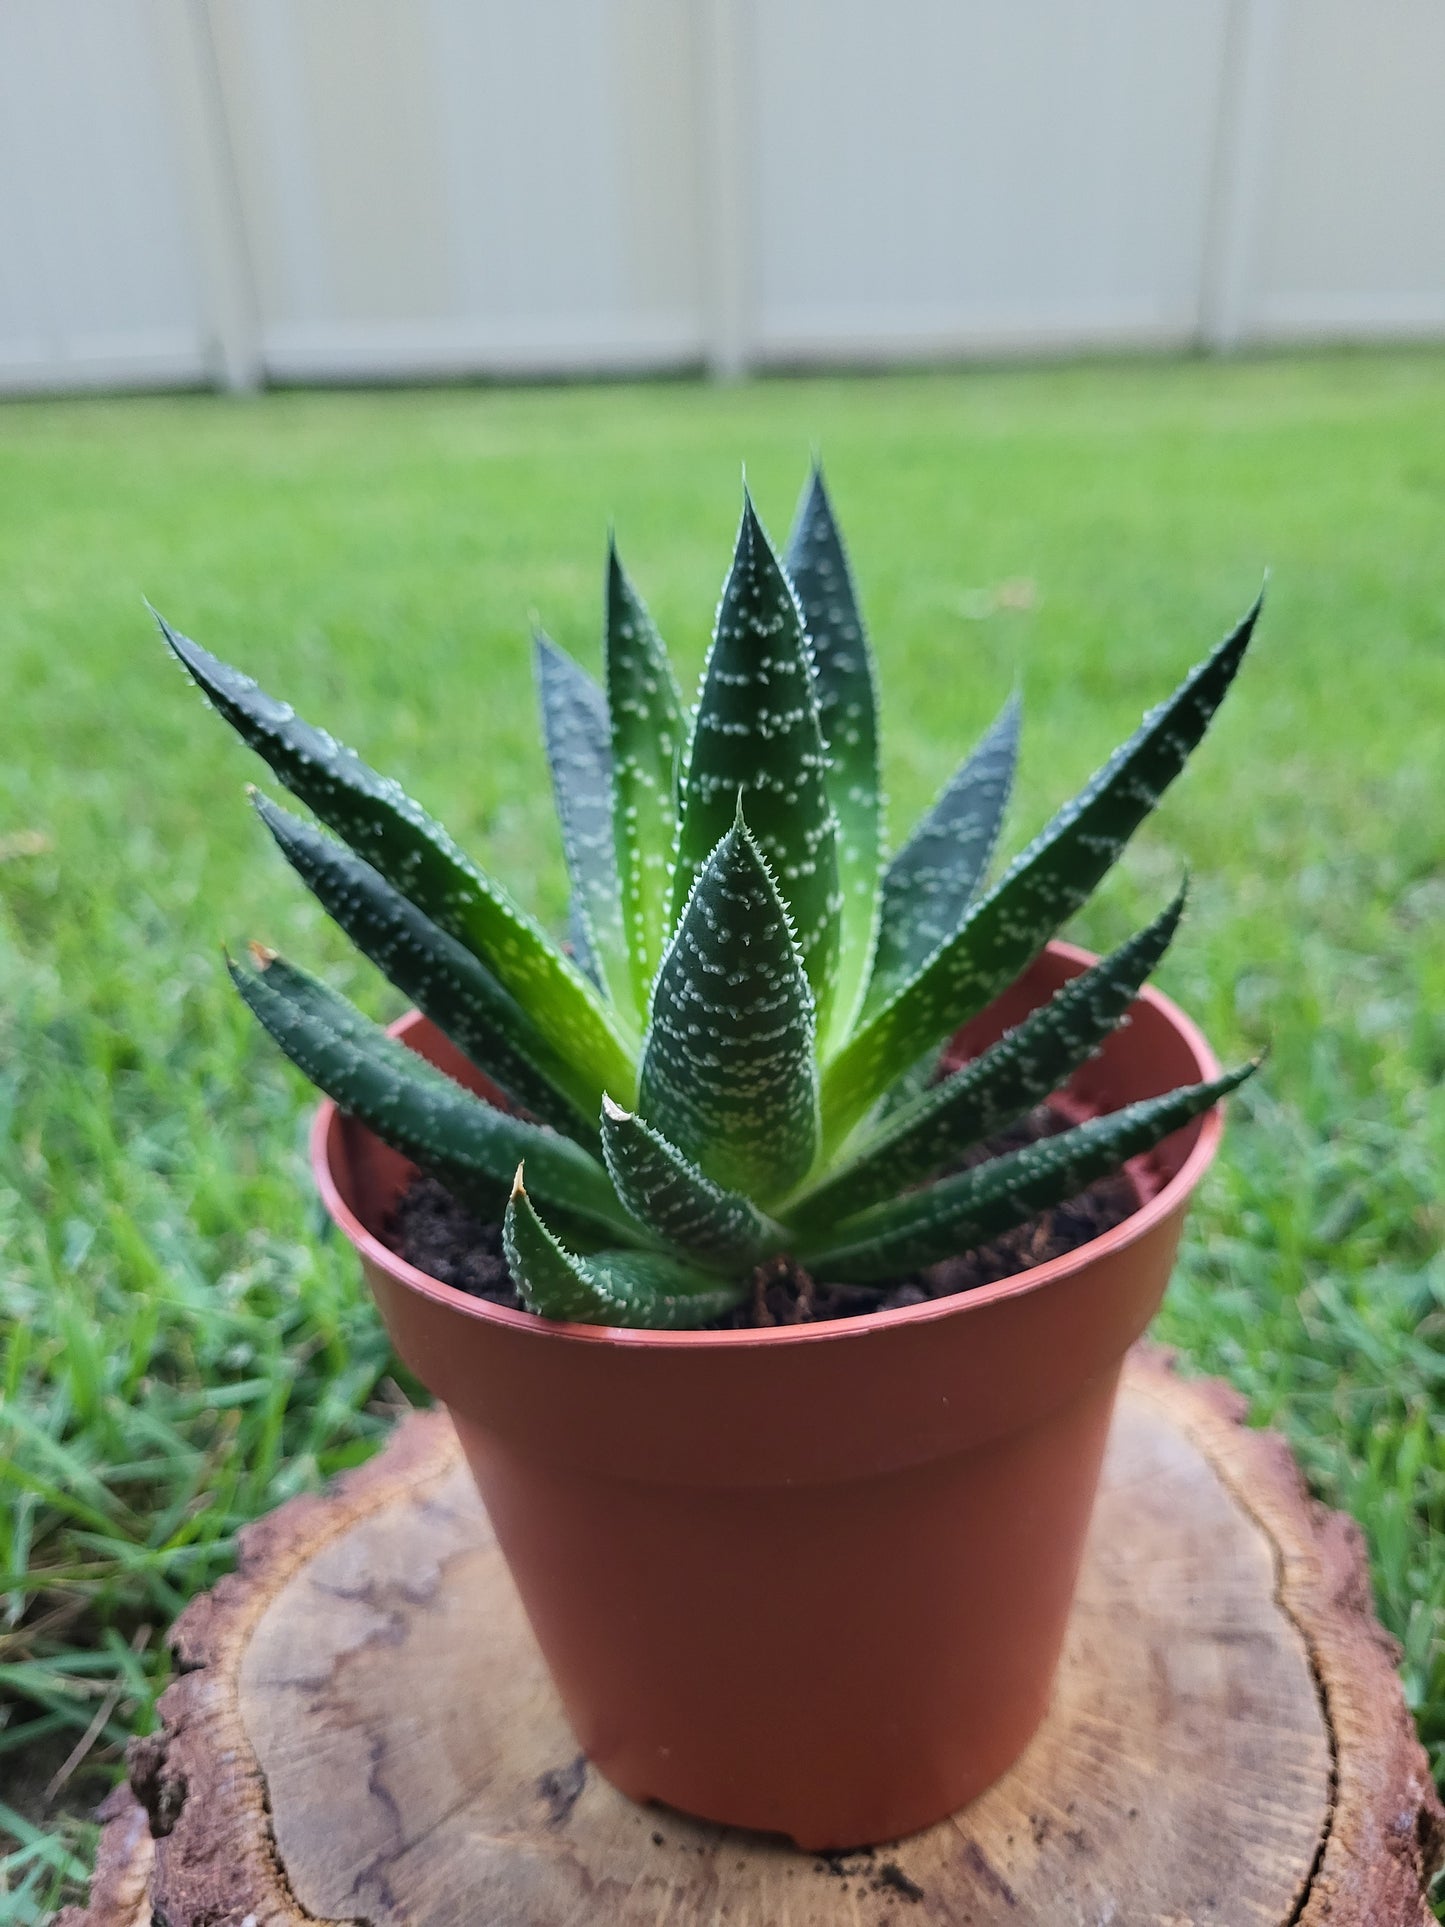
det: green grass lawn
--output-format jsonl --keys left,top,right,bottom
{"left": 2, "top": 352, "right": 1442, "bottom": 1916}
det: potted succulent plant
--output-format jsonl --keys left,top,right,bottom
{"left": 160, "top": 469, "right": 1258, "bottom": 1850}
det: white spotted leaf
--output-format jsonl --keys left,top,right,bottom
{"left": 504, "top": 1172, "right": 746, "bottom": 1328}
{"left": 228, "top": 950, "right": 632, "bottom": 1237}
{"left": 798, "top": 1062, "right": 1257, "bottom": 1282}
{"left": 605, "top": 541, "right": 685, "bottom": 1021}
{"left": 534, "top": 632, "right": 632, "bottom": 1018}
{"left": 865, "top": 689, "right": 1019, "bottom": 1017}
{"left": 160, "top": 613, "right": 635, "bottom": 1104}
{"left": 600, "top": 1095, "right": 783, "bottom": 1272}
{"left": 674, "top": 493, "right": 842, "bottom": 1026}
{"left": 820, "top": 597, "right": 1261, "bottom": 1143}
{"left": 253, "top": 791, "right": 598, "bottom": 1139}
{"left": 643, "top": 810, "right": 818, "bottom": 1205}
{"left": 784, "top": 465, "right": 881, "bottom": 1040}
{"left": 790, "top": 885, "right": 1186, "bottom": 1226}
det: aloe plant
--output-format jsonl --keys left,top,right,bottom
{"left": 162, "top": 468, "right": 1258, "bottom": 1329}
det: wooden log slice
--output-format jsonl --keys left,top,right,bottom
{"left": 63, "top": 1347, "right": 1443, "bottom": 1926}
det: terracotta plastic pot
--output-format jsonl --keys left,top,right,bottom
{"left": 312, "top": 940, "right": 1224, "bottom": 1850}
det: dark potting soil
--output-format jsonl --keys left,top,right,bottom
{"left": 385, "top": 1106, "right": 1139, "bottom": 1329}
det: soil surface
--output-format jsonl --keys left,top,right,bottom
{"left": 386, "top": 1106, "right": 1139, "bottom": 1328}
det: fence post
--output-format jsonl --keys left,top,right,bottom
{"left": 1199, "top": 0, "right": 1285, "bottom": 352}
{"left": 150, "top": 0, "right": 263, "bottom": 391}
{"left": 695, "top": 0, "right": 751, "bottom": 381}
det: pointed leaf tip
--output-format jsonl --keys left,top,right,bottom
{"left": 165, "top": 616, "right": 633, "bottom": 1096}
{"left": 534, "top": 626, "right": 632, "bottom": 1015}
{"left": 795, "top": 884, "right": 1195, "bottom": 1223}
{"left": 604, "top": 539, "right": 685, "bottom": 1017}
{"left": 800, "top": 1059, "right": 1257, "bottom": 1282}
{"left": 232, "top": 954, "right": 629, "bottom": 1234}
{"left": 866, "top": 685, "right": 1021, "bottom": 1018}
{"left": 782, "top": 462, "right": 881, "bottom": 1043}
{"left": 600, "top": 1098, "right": 783, "bottom": 1271}
{"left": 642, "top": 816, "right": 819, "bottom": 1204}
{"left": 823, "top": 593, "right": 1261, "bottom": 1139}
{"left": 504, "top": 1180, "right": 746, "bottom": 1328}
{"left": 252, "top": 789, "right": 599, "bottom": 1136}
{"left": 677, "top": 490, "right": 842, "bottom": 1018}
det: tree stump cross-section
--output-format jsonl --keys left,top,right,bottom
{"left": 63, "top": 1346, "right": 1444, "bottom": 1925}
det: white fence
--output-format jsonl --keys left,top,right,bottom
{"left": 3, "top": 0, "right": 1444, "bottom": 395}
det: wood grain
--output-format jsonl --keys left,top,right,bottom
{"left": 62, "top": 1347, "right": 1444, "bottom": 1926}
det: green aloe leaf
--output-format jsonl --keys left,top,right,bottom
{"left": 642, "top": 808, "right": 819, "bottom": 1205}
{"left": 504, "top": 1171, "right": 746, "bottom": 1328}
{"left": 797, "top": 1062, "right": 1257, "bottom": 1283}
{"left": 534, "top": 632, "right": 631, "bottom": 1016}
{"left": 251, "top": 790, "right": 597, "bottom": 1140}
{"left": 820, "top": 597, "right": 1261, "bottom": 1141}
{"left": 784, "top": 464, "right": 881, "bottom": 1038}
{"left": 566, "top": 897, "right": 603, "bottom": 992}
{"left": 674, "top": 493, "right": 842, "bottom": 1023}
{"left": 228, "top": 949, "right": 633, "bottom": 1237}
{"left": 605, "top": 540, "right": 686, "bottom": 1019}
{"left": 158, "top": 612, "right": 634, "bottom": 1103}
{"left": 873, "top": 1047, "right": 943, "bottom": 1122}
{"left": 788, "top": 885, "right": 1186, "bottom": 1226}
{"left": 600, "top": 1096, "right": 783, "bottom": 1272}
{"left": 865, "top": 690, "right": 1020, "bottom": 1016}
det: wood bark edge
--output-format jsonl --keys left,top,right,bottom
{"left": 59, "top": 1412, "right": 463, "bottom": 1927}
{"left": 58, "top": 1346, "right": 1445, "bottom": 1926}
{"left": 1129, "top": 1349, "right": 1444, "bottom": 1925}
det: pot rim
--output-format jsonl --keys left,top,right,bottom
{"left": 311, "top": 938, "right": 1224, "bottom": 1352}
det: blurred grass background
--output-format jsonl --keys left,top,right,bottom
{"left": 1, "top": 351, "right": 1442, "bottom": 1916}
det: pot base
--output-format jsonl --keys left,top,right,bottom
{"left": 590, "top": 1708, "right": 1051, "bottom": 1852}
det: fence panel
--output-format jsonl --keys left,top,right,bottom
{"left": 1249, "top": 0, "right": 1445, "bottom": 340}
{"left": 0, "top": 0, "right": 211, "bottom": 391}
{"left": 208, "top": 0, "right": 707, "bottom": 380}
{"left": 1, "top": 0, "right": 1442, "bottom": 393}
{"left": 748, "top": 0, "right": 1232, "bottom": 362}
